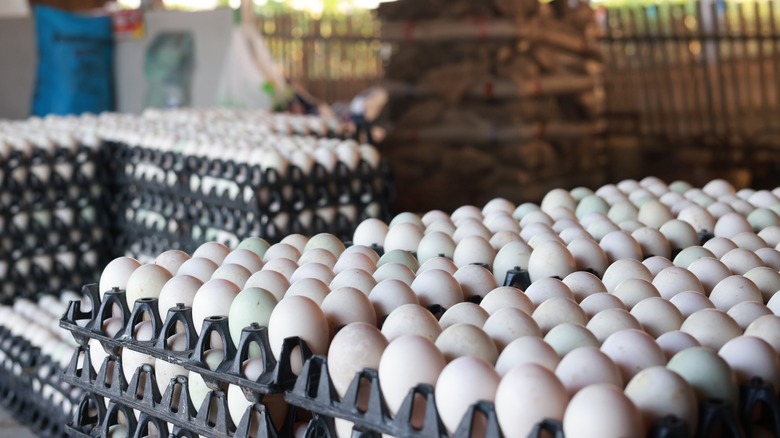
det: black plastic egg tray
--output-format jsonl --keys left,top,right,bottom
{"left": 0, "top": 325, "right": 82, "bottom": 438}
{"left": 104, "top": 141, "right": 395, "bottom": 258}
{"left": 58, "top": 284, "right": 335, "bottom": 437}
{"left": 0, "top": 144, "right": 110, "bottom": 301}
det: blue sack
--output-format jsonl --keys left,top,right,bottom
{"left": 32, "top": 6, "right": 114, "bottom": 116}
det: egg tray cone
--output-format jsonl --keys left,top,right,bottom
{"left": 59, "top": 284, "right": 310, "bottom": 395}
{"left": 0, "top": 325, "right": 81, "bottom": 438}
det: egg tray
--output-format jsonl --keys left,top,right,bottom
{"left": 285, "top": 354, "right": 780, "bottom": 438}
{"left": 62, "top": 350, "right": 333, "bottom": 438}
{"left": 108, "top": 141, "right": 394, "bottom": 217}
{"left": 0, "top": 145, "right": 106, "bottom": 214}
{"left": 59, "top": 285, "right": 310, "bottom": 396}
{"left": 0, "top": 326, "right": 81, "bottom": 438}
{"left": 0, "top": 238, "right": 108, "bottom": 304}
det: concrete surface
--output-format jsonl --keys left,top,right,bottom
{"left": 0, "top": 408, "right": 38, "bottom": 438}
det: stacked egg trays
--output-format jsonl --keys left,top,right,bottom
{"left": 0, "top": 292, "right": 85, "bottom": 437}
{"left": 96, "top": 109, "right": 393, "bottom": 262}
{"left": 60, "top": 176, "right": 780, "bottom": 437}
{"left": 0, "top": 119, "right": 111, "bottom": 300}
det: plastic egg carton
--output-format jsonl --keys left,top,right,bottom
{"left": 0, "top": 325, "right": 81, "bottom": 437}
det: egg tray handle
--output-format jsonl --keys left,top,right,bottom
{"left": 101, "top": 399, "right": 139, "bottom": 437}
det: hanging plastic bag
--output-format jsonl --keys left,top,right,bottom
{"left": 32, "top": 6, "right": 114, "bottom": 116}
{"left": 217, "top": 25, "right": 288, "bottom": 110}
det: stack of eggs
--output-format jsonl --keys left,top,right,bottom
{"left": 0, "top": 291, "right": 86, "bottom": 425}
{"left": 0, "top": 116, "right": 106, "bottom": 297}
{"left": 93, "top": 176, "right": 780, "bottom": 437}
{"left": 96, "top": 108, "right": 387, "bottom": 260}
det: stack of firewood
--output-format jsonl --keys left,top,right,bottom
{"left": 378, "top": 0, "right": 607, "bottom": 211}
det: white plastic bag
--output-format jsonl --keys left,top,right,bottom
{"left": 217, "top": 25, "right": 287, "bottom": 110}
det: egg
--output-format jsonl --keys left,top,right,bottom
{"left": 630, "top": 297, "right": 684, "bottom": 338}
{"left": 211, "top": 263, "right": 252, "bottom": 289}
{"left": 669, "top": 291, "right": 715, "bottom": 318}
{"left": 495, "top": 336, "right": 559, "bottom": 376}
{"left": 744, "top": 315, "right": 780, "bottom": 354}
{"left": 342, "top": 245, "right": 380, "bottom": 263}
{"left": 228, "top": 287, "right": 277, "bottom": 355}
{"left": 667, "top": 347, "right": 738, "bottom": 406}
{"left": 492, "top": 240, "right": 533, "bottom": 285}
{"left": 222, "top": 249, "right": 263, "bottom": 273}
{"left": 496, "top": 364, "right": 569, "bottom": 438}
{"left": 483, "top": 197, "right": 516, "bottom": 215}
{"left": 714, "top": 212, "right": 753, "bottom": 238}
{"left": 268, "top": 296, "right": 329, "bottom": 374}
{"left": 600, "top": 231, "right": 643, "bottom": 263}
{"left": 290, "top": 262, "right": 335, "bottom": 285}
{"left": 372, "top": 262, "right": 415, "bottom": 285}
{"left": 727, "top": 301, "right": 773, "bottom": 330}
{"left": 453, "top": 236, "right": 496, "bottom": 268}
{"left": 686, "top": 257, "right": 731, "bottom": 294}
{"left": 192, "top": 241, "right": 230, "bottom": 265}
{"left": 482, "top": 307, "right": 542, "bottom": 352}
{"left": 154, "top": 250, "right": 190, "bottom": 276}
{"left": 415, "top": 231, "right": 456, "bottom": 264}
{"left": 381, "top": 304, "right": 441, "bottom": 343}
{"left": 410, "top": 269, "right": 463, "bottom": 309}
{"left": 624, "top": 367, "right": 698, "bottom": 435}
{"left": 391, "top": 211, "right": 426, "bottom": 229}
{"left": 383, "top": 222, "right": 423, "bottom": 253}
{"left": 285, "top": 278, "right": 330, "bottom": 305}
{"left": 438, "top": 303, "right": 488, "bottom": 330}
{"left": 435, "top": 356, "right": 500, "bottom": 434}
{"left": 672, "top": 245, "right": 715, "bottom": 268}
{"left": 263, "top": 243, "right": 301, "bottom": 263}
{"left": 377, "top": 250, "right": 419, "bottom": 272}
{"left": 435, "top": 323, "right": 497, "bottom": 364}
{"left": 328, "top": 322, "right": 387, "bottom": 398}
{"left": 744, "top": 267, "right": 780, "bottom": 303}
{"left": 327, "top": 268, "right": 376, "bottom": 296}
{"left": 719, "top": 336, "right": 780, "bottom": 390}
{"left": 561, "top": 271, "right": 607, "bottom": 303}
{"left": 425, "top": 219, "right": 456, "bottom": 236}
{"left": 378, "top": 335, "right": 446, "bottom": 417}
{"left": 601, "top": 259, "right": 652, "bottom": 292}
{"left": 680, "top": 309, "right": 741, "bottom": 350}
{"left": 677, "top": 204, "right": 716, "bottom": 233}
{"left": 563, "top": 383, "right": 642, "bottom": 438}
{"left": 297, "top": 248, "right": 338, "bottom": 269}
{"left": 556, "top": 347, "right": 621, "bottom": 399}
{"left": 532, "top": 297, "right": 587, "bottom": 333}
{"left": 607, "top": 201, "right": 639, "bottom": 224}
{"left": 422, "top": 210, "right": 451, "bottom": 226}
{"left": 177, "top": 257, "right": 219, "bottom": 283}
{"left": 631, "top": 227, "right": 671, "bottom": 259}
{"left": 703, "top": 236, "right": 738, "bottom": 258}
{"left": 369, "top": 280, "right": 419, "bottom": 324}
{"left": 452, "top": 265, "right": 498, "bottom": 300}
{"left": 652, "top": 266, "right": 705, "bottom": 299}
{"left": 98, "top": 257, "right": 141, "bottom": 298}
{"left": 600, "top": 329, "right": 665, "bottom": 383}
{"left": 586, "top": 309, "right": 642, "bottom": 342}
{"left": 720, "top": 247, "right": 764, "bottom": 275}
{"left": 527, "top": 241, "right": 577, "bottom": 283}
{"left": 452, "top": 219, "right": 492, "bottom": 243}
{"left": 333, "top": 252, "right": 377, "bottom": 274}
{"left": 321, "top": 287, "right": 376, "bottom": 336}
{"left": 709, "top": 275, "right": 762, "bottom": 311}
{"left": 191, "top": 279, "right": 240, "bottom": 335}
{"left": 611, "top": 279, "right": 660, "bottom": 309}
{"left": 579, "top": 293, "right": 626, "bottom": 318}
{"left": 157, "top": 275, "right": 203, "bottom": 319}
{"left": 303, "top": 233, "right": 346, "bottom": 258}
{"left": 755, "top": 247, "right": 780, "bottom": 270}
{"left": 489, "top": 230, "right": 523, "bottom": 250}
{"left": 125, "top": 264, "right": 173, "bottom": 309}
{"left": 243, "top": 270, "right": 290, "bottom": 301}
{"left": 479, "top": 287, "right": 534, "bottom": 315}
{"left": 483, "top": 212, "right": 521, "bottom": 234}
{"left": 513, "top": 202, "right": 541, "bottom": 221}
